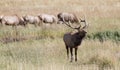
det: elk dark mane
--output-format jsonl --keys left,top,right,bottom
{"left": 72, "top": 30, "right": 86, "bottom": 47}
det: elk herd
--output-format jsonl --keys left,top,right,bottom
{"left": 0, "top": 12, "right": 88, "bottom": 62}
{"left": 0, "top": 12, "right": 87, "bottom": 27}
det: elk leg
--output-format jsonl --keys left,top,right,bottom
{"left": 41, "top": 20, "right": 44, "bottom": 26}
{"left": 13, "top": 24, "right": 18, "bottom": 41}
{"left": 66, "top": 45, "right": 69, "bottom": 59}
{"left": 70, "top": 48, "right": 73, "bottom": 62}
{"left": 68, "top": 20, "right": 71, "bottom": 25}
{"left": 34, "top": 22, "right": 37, "bottom": 27}
{"left": 75, "top": 48, "right": 78, "bottom": 61}
{"left": 62, "top": 17, "right": 66, "bottom": 24}
{"left": 24, "top": 23, "right": 27, "bottom": 28}
{"left": 38, "top": 22, "right": 41, "bottom": 26}
{"left": 35, "top": 24, "right": 37, "bottom": 27}
{"left": 1, "top": 20, "right": 5, "bottom": 27}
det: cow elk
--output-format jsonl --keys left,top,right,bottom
{"left": 0, "top": 15, "right": 26, "bottom": 27}
{"left": 63, "top": 17, "right": 88, "bottom": 62}
{"left": 23, "top": 15, "right": 41, "bottom": 27}
{"left": 38, "top": 14, "right": 57, "bottom": 24}
{"left": 57, "top": 12, "right": 80, "bottom": 24}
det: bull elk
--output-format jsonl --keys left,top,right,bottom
{"left": 63, "top": 16, "right": 88, "bottom": 62}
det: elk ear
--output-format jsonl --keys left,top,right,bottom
{"left": 0, "top": 15, "right": 4, "bottom": 19}
{"left": 79, "top": 17, "right": 84, "bottom": 22}
{"left": 79, "top": 18, "right": 82, "bottom": 22}
{"left": 22, "top": 16, "right": 25, "bottom": 20}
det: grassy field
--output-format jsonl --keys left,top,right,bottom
{"left": 0, "top": 37, "right": 120, "bottom": 70}
{"left": 0, "top": 0, "right": 120, "bottom": 70}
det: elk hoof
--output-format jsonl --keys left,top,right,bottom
{"left": 75, "top": 59, "right": 77, "bottom": 62}
{"left": 70, "top": 58, "right": 73, "bottom": 62}
{"left": 70, "top": 60, "right": 73, "bottom": 62}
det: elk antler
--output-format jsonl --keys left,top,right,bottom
{"left": 64, "top": 22, "right": 80, "bottom": 30}
{"left": 81, "top": 15, "right": 88, "bottom": 30}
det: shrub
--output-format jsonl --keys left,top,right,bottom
{"left": 87, "top": 31, "right": 120, "bottom": 43}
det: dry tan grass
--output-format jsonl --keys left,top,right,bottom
{"left": 0, "top": 39, "right": 120, "bottom": 70}
{"left": 0, "top": 0, "right": 119, "bottom": 18}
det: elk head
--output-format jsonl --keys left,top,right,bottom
{"left": 64, "top": 16, "right": 88, "bottom": 34}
